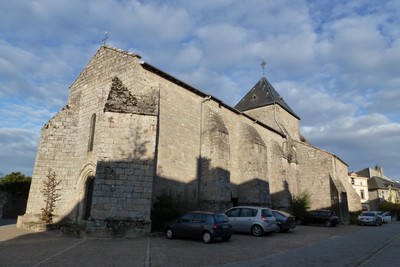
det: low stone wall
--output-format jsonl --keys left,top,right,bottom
{"left": 85, "top": 218, "right": 151, "bottom": 238}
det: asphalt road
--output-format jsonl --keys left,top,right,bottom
{"left": 1, "top": 219, "right": 399, "bottom": 266}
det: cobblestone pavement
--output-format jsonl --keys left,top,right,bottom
{"left": 1, "top": 219, "right": 394, "bottom": 267}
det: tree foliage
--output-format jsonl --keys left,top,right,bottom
{"left": 378, "top": 201, "right": 400, "bottom": 213}
{"left": 291, "top": 191, "right": 311, "bottom": 221}
{"left": 0, "top": 172, "right": 31, "bottom": 196}
{"left": 40, "top": 169, "right": 61, "bottom": 223}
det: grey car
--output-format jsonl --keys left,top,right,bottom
{"left": 272, "top": 209, "right": 296, "bottom": 232}
{"left": 165, "top": 211, "right": 233, "bottom": 243}
{"left": 225, "top": 206, "right": 278, "bottom": 236}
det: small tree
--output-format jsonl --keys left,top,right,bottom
{"left": 291, "top": 191, "right": 311, "bottom": 222}
{"left": 40, "top": 169, "right": 61, "bottom": 223}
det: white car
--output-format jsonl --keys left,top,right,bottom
{"left": 357, "top": 212, "right": 382, "bottom": 226}
{"left": 380, "top": 212, "right": 392, "bottom": 223}
{"left": 371, "top": 211, "right": 391, "bottom": 224}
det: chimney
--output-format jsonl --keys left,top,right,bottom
{"left": 375, "top": 164, "right": 383, "bottom": 177}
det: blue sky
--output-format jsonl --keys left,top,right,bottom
{"left": 0, "top": 0, "right": 399, "bottom": 180}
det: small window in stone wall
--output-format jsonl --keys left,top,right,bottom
{"left": 88, "top": 113, "right": 96, "bottom": 152}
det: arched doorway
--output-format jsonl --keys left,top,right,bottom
{"left": 83, "top": 176, "right": 95, "bottom": 220}
{"left": 76, "top": 164, "right": 96, "bottom": 222}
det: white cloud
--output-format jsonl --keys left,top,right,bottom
{"left": 0, "top": 128, "right": 39, "bottom": 176}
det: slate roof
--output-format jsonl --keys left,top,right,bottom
{"left": 234, "top": 76, "right": 300, "bottom": 120}
{"left": 368, "top": 176, "right": 400, "bottom": 190}
{"left": 356, "top": 167, "right": 391, "bottom": 181}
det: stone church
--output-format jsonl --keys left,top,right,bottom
{"left": 18, "top": 46, "right": 361, "bottom": 234}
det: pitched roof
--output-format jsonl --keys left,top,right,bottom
{"left": 356, "top": 167, "right": 391, "bottom": 180}
{"left": 234, "top": 76, "right": 300, "bottom": 119}
{"left": 368, "top": 176, "right": 400, "bottom": 190}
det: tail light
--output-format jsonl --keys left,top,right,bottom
{"left": 261, "top": 216, "right": 268, "bottom": 222}
{"left": 212, "top": 223, "right": 217, "bottom": 229}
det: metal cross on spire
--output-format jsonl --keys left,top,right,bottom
{"left": 102, "top": 31, "right": 109, "bottom": 45}
{"left": 260, "top": 58, "right": 266, "bottom": 77}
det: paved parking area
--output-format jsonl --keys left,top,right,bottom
{"left": 150, "top": 224, "right": 363, "bottom": 266}
{"left": 0, "top": 219, "right": 368, "bottom": 266}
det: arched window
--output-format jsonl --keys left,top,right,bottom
{"left": 88, "top": 114, "right": 96, "bottom": 152}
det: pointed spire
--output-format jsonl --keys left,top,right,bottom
{"left": 234, "top": 76, "right": 299, "bottom": 119}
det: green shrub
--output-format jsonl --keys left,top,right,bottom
{"left": 291, "top": 191, "right": 311, "bottom": 222}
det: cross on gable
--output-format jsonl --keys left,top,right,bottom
{"left": 261, "top": 58, "right": 266, "bottom": 77}
{"left": 102, "top": 31, "right": 109, "bottom": 45}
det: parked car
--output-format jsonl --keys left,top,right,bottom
{"left": 380, "top": 212, "right": 392, "bottom": 223}
{"left": 302, "top": 210, "right": 339, "bottom": 227}
{"left": 225, "top": 206, "right": 279, "bottom": 236}
{"left": 371, "top": 211, "right": 391, "bottom": 224}
{"left": 165, "top": 211, "right": 233, "bottom": 243}
{"left": 357, "top": 211, "right": 382, "bottom": 226}
{"left": 272, "top": 210, "right": 296, "bottom": 232}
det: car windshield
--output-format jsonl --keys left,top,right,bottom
{"left": 214, "top": 214, "right": 229, "bottom": 223}
{"left": 361, "top": 212, "right": 375, "bottom": 216}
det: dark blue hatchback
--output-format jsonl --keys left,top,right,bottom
{"left": 165, "top": 211, "right": 233, "bottom": 243}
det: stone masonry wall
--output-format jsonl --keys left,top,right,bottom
{"left": 244, "top": 105, "right": 301, "bottom": 141}
{"left": 21, "top": 46, "right": 158, "bottom": 226}
{"left": 91, "top": 112, "right": 156, "bottom": 220}
{"left": 24, "top": 104, "right": 79, "bottom": 222}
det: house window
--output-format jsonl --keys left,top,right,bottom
{"left": 351, "top": 178, "right": 354, "bottom": 185}
{"left": 88, "top": 113, "right": 96, "bottom": 152}
{"left": 360, "top": 189, "right": 365, "bottom": 200}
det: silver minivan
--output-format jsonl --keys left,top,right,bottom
{"left": 225, "top": 206, "right": 279, "bottom": 236}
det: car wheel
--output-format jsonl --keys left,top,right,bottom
{"left": 222, "top": 236, "right": 231, "bottom": 241}
{"left": 251, "top": 225, "right": 264, "bottom": 237}
{"left": 165, "top": 228, "right": 174, "bottom": 239}
{"left": 324, "top": 220, "right": 332, "bottom": 227}
{"left": 202, "top": 231, "right": 213, "bottom": 243}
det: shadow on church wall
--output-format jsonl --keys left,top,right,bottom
{"left": 19, "top": 155, "right": 350, "bottom": 236}
{"left": 22, "top": 153, "right": 275, "bottom": 236}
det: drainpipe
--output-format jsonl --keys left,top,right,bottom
{"left": 198, "top": 96, "right": 212, "bottom": 208}
{"left": 274, "top": 103, "right": 288, "bottom": 138}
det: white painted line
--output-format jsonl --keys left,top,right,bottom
{"left": 145, "top": 238, "right": 151, "bottom": 267}
{"left": 31, "top": 239, "right": 85, "bottom": 267}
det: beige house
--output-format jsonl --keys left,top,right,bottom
{"left": 349, "top": 172, "right": 369, "bottom": 210}
{"left": 350, "top": 166, "right": 400, "bottom": 212}
{"left": 18, "top": 46, "right": 361, "bottom": 236}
